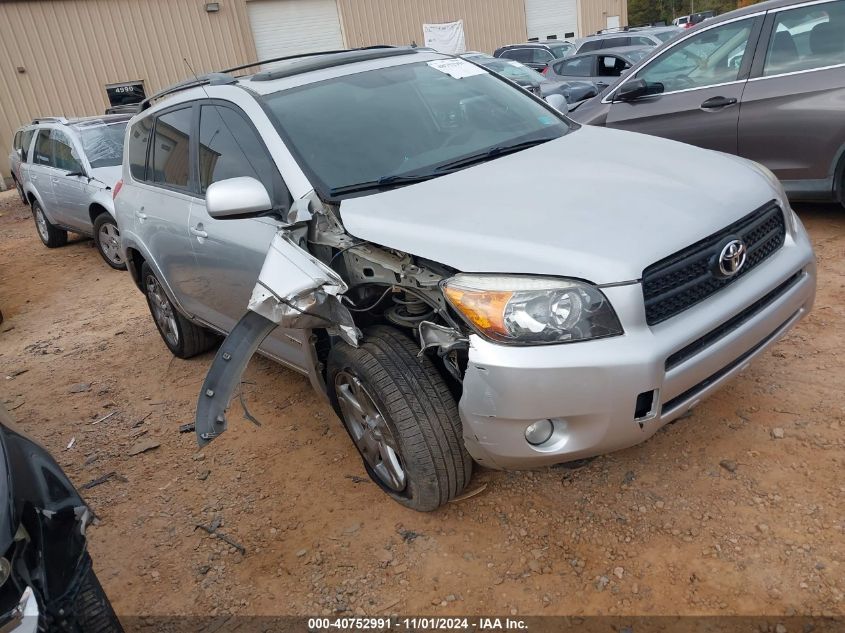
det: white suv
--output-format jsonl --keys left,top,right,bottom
{"left": 116, "top": 47, "right": 815, "bottom": 511}
{"left": 13, "top": 115, "right": 131, "bottom": 269}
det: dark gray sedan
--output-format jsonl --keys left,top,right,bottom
{"left": 544, "top": 46, "right": 651, "bottom": 93}
{"left": 570, "top": 0, "right": 845, "bottom": 206}
{"left": 461, "top": 53, "right": 598, "bottom": 103}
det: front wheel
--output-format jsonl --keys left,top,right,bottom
{"left": 68, "top": 566, "right": 124, "bottom": 633}
{"left": 328, "top": 326, "right": 472, "bottom": 511}
{"left": 93, "top": 214, "right": 127, "bottom": 270}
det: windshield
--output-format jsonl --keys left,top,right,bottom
{"left": 549, "top": 43, "right": 574, "bottom": 58}
{"left": 627, "top": 49, "right": 650, "bottom": 62}
{"left": 78, "top": 122, "right": 127, "bottom": 169}
{"left": 476, "top": 59, "right": 546, "bottom": 84}
{"left": 262, "top": 59, "right": 570, "bottom": 198}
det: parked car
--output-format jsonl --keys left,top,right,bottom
{"left": 673, "top": 15, "right": 691, "bottom": 27}
{"left": 493, "top": 40, "right": 577, "bottom": 71}
{"left": 571, "top": 0, "right": 845, "bottom": 206}
{"left": 0, "top": 404, "right": 123, "bottom": 632}
{"left": 116, "top": 47, "right": 815, "bottom": 511}
{"left": 461, "top": 52, "right": 598, "bottom": 103}
{"left": 575, "top": 27, "right": 679, "bottom": 53}
{"left": 8, "top": 127, "right": 35, "bottom": 205}
{"left": 544, "top": 46, "right": 651, "bottom": 92}
{"left": 14, "top": 115, "right": 131, "bottom": 268}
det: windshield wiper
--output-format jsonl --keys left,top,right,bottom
{"left": 329, "top": 173, "right": 440, "bottom": 197}
{"left": 436, "top": 137, "right": 558, "bottom": 172}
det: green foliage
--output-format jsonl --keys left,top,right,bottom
{"left": 627, "top": 0, "right": 764, "bottom": 27}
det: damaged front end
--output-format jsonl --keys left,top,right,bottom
{"left": 194, "top": 194, "right": 472, "bottom": 450}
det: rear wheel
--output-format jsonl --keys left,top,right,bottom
{"left": 141, "top": 262, "right": 217, "bottom": 358}
{"left": 328, "top": 325, "right": 472, "bottom": 511}
{"left": 93, "top": 214, "right": 126, "bottom": 270}
{"left": 32, "top": 200, "right": 67, "bottom": 248}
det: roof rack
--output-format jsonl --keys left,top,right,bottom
{"left": 31, "top": 116, "right": 68, "bottom": 125}
{"left": 250, "top": 46, "right": 417, "bottom": 82}
{"left": 139, "top": 46, "right": 410, "bottom": 110}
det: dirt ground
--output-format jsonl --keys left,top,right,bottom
{"left": 0, "top": 188, "right": 842, "bottom": 619}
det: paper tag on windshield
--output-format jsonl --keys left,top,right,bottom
{"left": 427, "top": 59, "right": 487, "bottom": 79}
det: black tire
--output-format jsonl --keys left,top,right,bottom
{"left": 32, "top": 200, "right": 67, "bottom": 248}
{"left": 92, "top": 214, "right": 127, "bottom": 270}
{"left": 328, "top": 325, "right": 472, "bottom": 511}
{"left": 69, "top": 565, "right": 124, "bottom": 633}
{"left": 141, "top": 262, "right": 217, "bottom": 359}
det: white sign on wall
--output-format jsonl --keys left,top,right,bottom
{"left": 423, "top": 20, "right": 466, "bottom": 54}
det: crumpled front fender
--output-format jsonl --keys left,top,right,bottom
{"left": 195, "top": 230, "right": 358, "bottom": 447}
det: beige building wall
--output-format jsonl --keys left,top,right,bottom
{"left": 0, "top": 0, "right": 532, "bottom": 181}
{"left": 578, "top": 0, "right": 629, "bottom": 35}
{"left": 337, "top": 0, "right": 526, "bottom": 54}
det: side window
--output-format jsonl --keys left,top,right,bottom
{"left": 638, "top": 19, "right": 755, "bottom": 92}
{"left": 764, "top": 1, "right": 845, "bottom": 76}
{"left": 13, "top": 131, "right": 21, "bottom": 152}
{"left": 578, "top": 40, "right": 602, "bottom": 53}
{"left": 631, "top": 36, "right": 656, "bottom": 46}
{"left": 50, "top": 130, "right": 83, "bottom": 173}
{"left": 532, "top": 49, "right": 554, "bottom": 64}
{"left": 555, "top": 56, "right": 594, "bottom": 77}
{"left": 128, "top": 117, "right": 153, "bottom": 181}
{"left": 151, "top": 108, "right": 192, "bottom": 190}
{"left": 501, "top": 49, "right": 532, "bottom": 63}
{"left": 33, "top": 130, "right": 54, "bottom": 167}
{"left": 598, "top": 55, "right": 629, "bottom": 77}
{"left": 197, "top": 104, "right": 288, "bottom": 208}
{"left": 20, "top": 130, "right": 34, "bottom": 162}
{"left": 602, "top": 37, "right": 631, "bottom": 48}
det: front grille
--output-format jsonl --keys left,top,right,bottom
{"left": 665, "top": 272, "right": 801, "bottom": 371}
{"left": 643, "top": 202, "right": 786, "bottom": 326}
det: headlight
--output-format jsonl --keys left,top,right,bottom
{"left": 442, "top": 274, "right": 623, "bottom": 345}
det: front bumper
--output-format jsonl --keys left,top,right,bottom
{"left": 459, "top": 214, "right": 816, "bottom": 470}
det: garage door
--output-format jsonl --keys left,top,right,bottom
{"left": 247, "top": 0, "right": 344, "bottom": 67}
{"left": 524, "top": 0, "right": 578, "bottom": 40}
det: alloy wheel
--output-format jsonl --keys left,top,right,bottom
{"left": 145, "top": 274, "right": 179, "bottom": 348}
{"left": 335, "top": 371, "right": 406, "bottom": 491}
{"left": 98, "top": 221, "right": 124, "bottom": 266}
{"left": 34, "top": 207, "right": 49, "bottom": 243}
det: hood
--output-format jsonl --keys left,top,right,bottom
{"left": 90, "top": 165, "right": 122, "bottom": 189}
{"left": 339, "top": 125, "right": 779, "bottom": 285}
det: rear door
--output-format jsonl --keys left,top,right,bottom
{"left": 604, "top": 14, "right": 764, "bottom": 154}
{"left": 738, "top": 0, "right": 845, "bottom": 191}
{"left": 49, "top": 129, "right": 91, "bottom": 232}
{"left": 186, "top": 101, "right": 307, "bottom": 369}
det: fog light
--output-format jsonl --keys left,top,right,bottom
{"left": 525, "top": 419, "right": 554, "bottom": 446}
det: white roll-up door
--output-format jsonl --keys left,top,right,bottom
{"left": 524, "top": 0, "right": 579, "bottom": 40}
{"left": 247, "top": 0, "right": 345, "bottom": 66}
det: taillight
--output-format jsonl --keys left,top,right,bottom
{"left": 112, "top": 179, "right": 123, "bottom": 200}
{"left": 541, "top": 66, "right": 549, "bottom": 76}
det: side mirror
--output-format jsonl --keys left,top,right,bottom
{"left": 615, "top": 78, "right": 663, "bottom": 102}
{"left": 66, "top": 171, "right": 88, "bottom": 179}
{"left": 206, "top": 176, "right": 272, "bottom": 219}
{"left": 545, "top": 93, "right": 569, "bottom": 114}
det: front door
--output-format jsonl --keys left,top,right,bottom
{"left": 185, "top": 101, "right": 307, "bottom": 369}
{"left": 738, "top": 0, "right": 845, "bottom": 189}
{"left": 49, "top": 129, "right": 91, "bottom": 232}
{"left": 605, "top": 15, "right": 763, "bottom": 154}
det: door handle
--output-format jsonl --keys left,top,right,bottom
{"left": 190, "top": 225, "right": 208, "bottom": 239}
{"left": 700, "top": 96, "right": 738, "bottom": 110}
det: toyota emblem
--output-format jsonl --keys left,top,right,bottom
{"left": 717, "top": 238, "right": 747, "bottom": 278}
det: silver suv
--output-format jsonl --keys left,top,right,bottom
{"left": 12, "top": 115, "right": 131, "bottom": 269}
{"left": 116, "top": 48, "right": 816, "bottom": 511}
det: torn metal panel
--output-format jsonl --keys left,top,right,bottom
{"left": 418, "top": 321, "right": 467, "bottom": 355}
{"left": 248, "top": 231, "right": 359, "bottom": 346}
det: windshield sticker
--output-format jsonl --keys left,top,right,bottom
{"left": 538, "top": 115, "right": 556, "bottom": 125}
{"left": 427, "top": 59, "right": 487, "bottom": 79}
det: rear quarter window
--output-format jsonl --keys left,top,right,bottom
{"left": 13, "top": 131, "right": 21, "bottom": 152}
{"left": 20, "top": 130, "right": 34, "bottom": 162}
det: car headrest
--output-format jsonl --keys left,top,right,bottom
{"left": 809, "top": 22, "right": 843, "bottom": 56}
